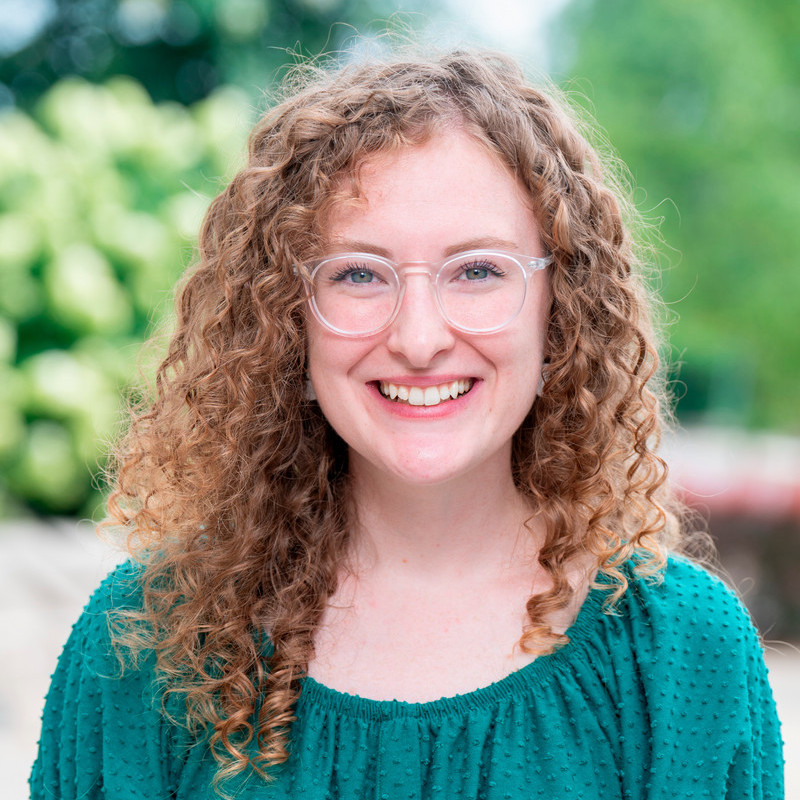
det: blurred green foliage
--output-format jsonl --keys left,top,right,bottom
{"left": 558, "top": 0, "right": 800, "bottom": 430}
{"left": 0, "top": 78, "right": 252, "bottom": 516}
{"left": 1, "top": 0, "right": 406, "bottom": 109}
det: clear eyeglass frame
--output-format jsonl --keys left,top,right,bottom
{"left": 298, "top": 249, "right": 553, "bottom": 338}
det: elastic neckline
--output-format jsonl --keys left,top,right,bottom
{"left": 298, "top": 570, "right": 614, "bottom": 722}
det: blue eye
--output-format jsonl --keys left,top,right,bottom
{"left": 458, "top": 260, "right": 505, "bottom": 280}
{"left": 330, "top": 265, "right": 377, "bottom": 283}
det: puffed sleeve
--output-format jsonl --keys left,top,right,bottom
{"left": 722, "top": 616, "right": 785, "bottom": 798}
{"left": 30, "top": 564, "right": 181, "bottom": 800}
{"left": 623, "top": 557, "right": 784, "bottom": 800}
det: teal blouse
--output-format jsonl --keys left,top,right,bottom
{"left": 31, "top": 557, "right": 784, "bottom": 799}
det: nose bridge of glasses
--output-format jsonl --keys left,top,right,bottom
{"left": 389, "top": 262, "right": 455, "bottom": 353}
{"left": 395, "top": 261, "right": 438, "bottom": 282}
{"left": 393, "top": 263, "right": 439, "bottom": 315}
{"left": 394, "top": 263, "right": 439, "bottom": 314}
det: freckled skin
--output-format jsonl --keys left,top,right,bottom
{"left": 307, "top": 130, "right": 550, "bottom": 489}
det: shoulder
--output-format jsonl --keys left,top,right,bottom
{"left": 83, "top": 559, "right": 146, "bottom": 613}
{"left": 627, "top": 554, "right": 755, "bottom": 627}
{"left": 601, "top": 559, "right": 785, "bottom": 794}
{"left": 49, "top": 560, "right": 149, "bottom": 683}
{"left": 31, "top": 562, "right": 173, "bottom": 800}
{"left": 616, "top": 554, "right": 768, "bottom": 671}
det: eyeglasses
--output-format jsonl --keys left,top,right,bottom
{"left": 299, "top": 249, "right": 552, "bottom": 337}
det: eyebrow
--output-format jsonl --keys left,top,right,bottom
{"left": 327, "top": 236, "right": 522, "bottom": 259}
{"left": 443, "top": 237, "right": 521, "bottom": 256}
{"left": 328, "top": 239, "right": 393, "bottom": 258}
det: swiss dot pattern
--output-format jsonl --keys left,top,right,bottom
{"left": 31, "top": 557, "right": 784, "bottom": 799}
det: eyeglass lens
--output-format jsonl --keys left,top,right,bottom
{"left": 311, "top": 252, "right": 527, "bottom": 334}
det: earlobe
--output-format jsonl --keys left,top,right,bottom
{"left": 536, "top": 360, "right": 550, "bottom": 397}
{"left": 305, "top": 372, "right": 317, "bottom": 401}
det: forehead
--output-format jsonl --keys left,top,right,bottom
{"left": 323, "top": 130, "right": 540, "bottom": 257}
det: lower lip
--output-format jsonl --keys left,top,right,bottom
{"left": 368, "top": 381, "right": 479, "bottom": 419}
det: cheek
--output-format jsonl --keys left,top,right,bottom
{"left": 306, "top": 339, "right": 339, "bottom": 410}
{"left": 499, "top": 309, "right": 549, "bottom": 411}
{"left": 306, "top": 352, "right": 348, "bottom": 443}
{"left": 306, "top": 325, "right": 340, "bottom": 410}
{"left": 515, "top": 293, "right": 550, "bottom": 364}
{"left": 533, "top": 284, "right": 552, "bottom": 342}
{"left": 306, "top": 326, "right": 372, "bottom": 410}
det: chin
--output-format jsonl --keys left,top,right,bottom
{"left": 360, "top": 439, "right": 510, "bottom": 489}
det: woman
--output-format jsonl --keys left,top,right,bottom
{"left": 31, "top": 49, "right": 783, "bottom": 798}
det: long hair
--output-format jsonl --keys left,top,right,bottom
{"left": 106, "top": 47, "right": 682, "bottom": 786}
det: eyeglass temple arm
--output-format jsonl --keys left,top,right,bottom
{"left": 527, "top": 255, "right": 554, "bottom": 272}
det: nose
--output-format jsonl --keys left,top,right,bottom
{"left": 386, "top": 271, "right": 456, "bottom": 367}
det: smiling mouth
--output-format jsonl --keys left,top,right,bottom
{"left": 378, "top": 379, "right": 474, "bottom": 406}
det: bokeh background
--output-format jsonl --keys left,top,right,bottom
{"left": 1, "top": 0, "right": 798, "bottom": 796}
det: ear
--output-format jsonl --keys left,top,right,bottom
{"left": 305, "top": 371, "right": 317, "bottom": 401}
{"left": 536, "top": 359, "right": 550, "bottom": 397}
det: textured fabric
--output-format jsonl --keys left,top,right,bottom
{"left": 31, "top": 557, "right": 784, "bottom": 799}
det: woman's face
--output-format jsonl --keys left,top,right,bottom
{"left": 306, "top": 129, "right": 551, "bottom": 488}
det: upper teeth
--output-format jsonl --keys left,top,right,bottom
{"left": 379, "top": 379, "right": 473, "bottom": 406}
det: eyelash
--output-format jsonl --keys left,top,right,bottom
{"left": 458, "top": 260, "right": 507, "bottom": 277}
{"left": 329, "top": 263, "right": 377, "bottom": 281}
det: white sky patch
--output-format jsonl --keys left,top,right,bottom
{"left": 0, "top": 0, "right": 56, "bottom": 56}
{"left": 430, "top": 0, "right": 572, "bottom": 70}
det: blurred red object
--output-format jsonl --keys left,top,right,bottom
{"left": 663, "top": 427, "right": 800, "bottom": 520}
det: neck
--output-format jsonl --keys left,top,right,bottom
{"left": 347, "top": 451, "right": 542, "bottom": 580}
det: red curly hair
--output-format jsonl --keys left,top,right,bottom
{"left": 106, "top": 47, "right": 683, "bottom": 788}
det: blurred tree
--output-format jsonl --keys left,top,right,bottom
{"left": 0, "top": 0, "right": 417, "bottom": 110}
{"left": 0, "top": 78, "right": 251, "bottom": 516}
{"left": 556, "top": 0, "right": 800, "bottom": 430}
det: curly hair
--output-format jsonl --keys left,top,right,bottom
{"left": 106, "top": 47, "right": 683, "bottom": 788}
